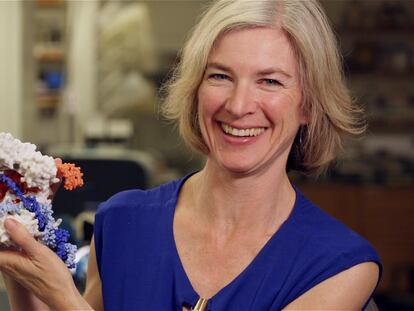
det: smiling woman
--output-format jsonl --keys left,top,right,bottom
{"left": 0, "top": 1, "right": 381, "bottom": 311}
{"left": 163, "top": 0, "right": 365, "bottom": 176}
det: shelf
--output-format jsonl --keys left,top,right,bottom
{"left": 36, "top": 0, "right": 65, "bottom": 8}
{"left": 35, "top": 52, "right": 65, "bottom": 62}
{"left": 34, "top": 46, "right": 65, "bottom": 62}
{"left": 368, "top": 118, "right": 414, "bottom": 133}
{"left": 36, "top": 94, "right": 60, "bottom": 108}
{"left": 338, "top": 28, "right": 414, "bottom": 37}
{"left": 345, "top": 71, "right": 414, "bottom": 79}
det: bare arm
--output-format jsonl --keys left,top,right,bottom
{"left": 283, "top": 262, "right": 380, "bottom": 310}
{"left": 83, "top": 237, "right": 104, "bottom": 311}
{"left": 2, "top": 273, "right": 49, "bottom": 311}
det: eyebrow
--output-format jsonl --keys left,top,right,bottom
{"left": 206, "top": 62, "right": 293, "bottom": 79}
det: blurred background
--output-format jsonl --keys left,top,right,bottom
{"left": 0, "top": 0, "right": 413, "bottom": 310}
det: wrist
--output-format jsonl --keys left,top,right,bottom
{"left": 50, "top": 283, "right": 92, "bottom": 311}
{"left": 2, "top": 272, "right": 49, "bottom": 310}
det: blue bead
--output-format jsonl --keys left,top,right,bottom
{"left": 0, "top": 173, "right": 77, "bottom": 268}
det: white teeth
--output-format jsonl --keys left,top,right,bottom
{"left": 221, "top": 123, "right": 265, "bottom": 137}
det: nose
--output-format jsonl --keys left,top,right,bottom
{"left": 224, "top": 82, "right": 257, "bottom": 117}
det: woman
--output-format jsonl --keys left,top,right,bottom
{"left": 1, "top": 0, "right": 381, "bottom": 310}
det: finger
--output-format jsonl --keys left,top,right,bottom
{"left": 54, "top": 157, "right": 63, "bottom": 179}
{"left": 4, "top": 219, "right": 41, "bottom": 257}
{"left": 0, "top": 249, "right": 28, "bottom": 274}
{"left": 54, "top": 158, "right": 62, "bottom": 166}
{"left": 50, "top": 180, "right": 62, "bottom": 197}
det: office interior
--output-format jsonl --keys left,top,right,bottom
{"left": 0, "top": 0, "right": 413, "bottom": 310}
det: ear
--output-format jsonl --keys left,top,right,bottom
{"left": 298, "top": 103, "right": 310, "bottom": 125}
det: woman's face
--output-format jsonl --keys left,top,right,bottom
{"left": 197, "top": 26, "right": 307, "bottom": 175}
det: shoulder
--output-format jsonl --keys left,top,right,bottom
{"left": 284, "top": 261, "right": 379, "bottom": 310}
{"left": 95, "top": 176, "right": 184, "bottom": 219}
{"left": 92, "top": 176, "right": 185, "bottom": 263}
{"left": 292, "top": 189, "right": 379, "bottom": 261}
{"left": 279, "top": 188, "right": 382, "bottom": 309}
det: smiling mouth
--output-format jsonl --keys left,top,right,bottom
{"left": 220, "top": 122, "right": 267, "bottom": 137}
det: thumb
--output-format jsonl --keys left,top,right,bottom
{"left": 4, "top": 218, "right": 40, "bottom": 257}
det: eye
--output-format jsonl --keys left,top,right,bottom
{"left": 261, "top": 79, "right": 282, "bottom": 86}
{"left": 208, "top": 73, "right": 230, "bottom": 81}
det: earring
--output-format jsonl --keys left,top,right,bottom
{"left": 298, "top": 126, "right": 304, "bottom": 146}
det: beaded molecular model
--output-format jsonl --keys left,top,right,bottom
{"left": 0, "top": 132, "right": 83, "bottom": 268}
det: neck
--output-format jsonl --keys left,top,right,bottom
{"left": 188, "top": 159, "right": 296, "bottom": 237}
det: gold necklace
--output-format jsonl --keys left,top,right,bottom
{"left": 192, "top": 298, "right": 208, "bottom": 311}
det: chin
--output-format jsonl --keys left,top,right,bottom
{"left": 216, "top": 156, "right": 263, "bottom": 176}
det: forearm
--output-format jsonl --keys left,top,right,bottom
{"left": 3, "top": 273, "right": 49, "bottom": 311}
{"left": 2, "top": 273, "right": 93, "bottom": 311}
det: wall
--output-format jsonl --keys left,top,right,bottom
{"left": 0, "top": 1, "right": 23, "bottom": 138}
{"left": 66, "top": 0, "right": 98, "bottom": 144}
{"left": 146, "top": 0, "right": 208, "bottom": 55}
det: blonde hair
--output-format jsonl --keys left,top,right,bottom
{"left": 162, "top": 0, "right": 365, "bottom": 176}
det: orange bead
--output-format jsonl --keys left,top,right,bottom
{"left": 56, "top": 163, "right": 84, "bottom": 190}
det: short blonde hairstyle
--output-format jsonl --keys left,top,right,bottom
{"left": 162, "top": 0, "right": 365, "bottom": 176}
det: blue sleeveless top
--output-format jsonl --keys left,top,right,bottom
{"left": 94, "top": 174, "right": 382, "bottom": 310}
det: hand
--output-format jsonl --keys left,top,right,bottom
{"left": 0, "top": 219, "right": 90, "bottom": 310}
{"left": 49, "top": 158, "right": 63, "bottom": 200}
